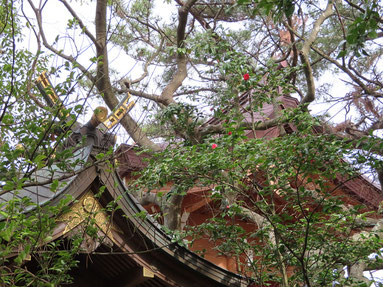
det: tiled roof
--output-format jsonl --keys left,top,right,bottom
{"left": 0, "top": 145, "right": 92, "bottom": 210}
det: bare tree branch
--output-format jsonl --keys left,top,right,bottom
{"left": 21, "top": 2, "right": 46, "bottom": 109}
{"left": 58, "top": 0, "right": 99, "bottom": 49}
{"left": 27, "top": 0, "right": 95, "bottom": 83}
{"left": 118, "top": 88, "right": 161, "bottom": 102}
{"left": 311, "top": 45, "right": 383, "bottom": 98}
{"left": 119, "top": 37, "right": 165, "bottom": 88}
{"left": 174, "top": 87, "right": 218, "bottom": 97}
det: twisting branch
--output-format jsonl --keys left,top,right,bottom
{"left": 301, "top": 1, "right": 334, "bottom": 57}
{"left": 285, "top": 7, "right": 383, "bottom": 100}
{"left": 160, "top": 0, "right": 198, "bottom": 105}
{"left": 121, "top": 37, "right": 165, "bottom": 86}
{"left": 300, "top": 0, "right": 334, "bottom": 106}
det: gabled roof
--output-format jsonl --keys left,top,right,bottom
{"left": 0, "top": 146, "right": 93, "bottom": 210}
{"left": 2, "top": 143, "right": 247, "bottom": 287}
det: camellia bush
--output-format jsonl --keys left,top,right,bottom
{"left": 134, "top": 56, "right": 383, "bottom": 285}
{"left": 136, "top": 88, "right": 383, "bottom": 286}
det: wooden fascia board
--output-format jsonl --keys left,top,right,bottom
{"left": 98, "top": 168, "right": 247, "bottom": 287}
{"left": 50, "top": 165, "right": 98, "bottom": 240}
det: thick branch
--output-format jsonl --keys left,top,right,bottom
{"left": 119, "top": 88, "right": 161, "bottom": 102}
{"left": 300, "top": 0, "right": 334, "bottom": 105}
{"left": 138, "top": 191, "right": 162, "bottom": 207}
{"left": 136, "top": 188, "right": 184, "bottom": 230}
{"left": 301, "top": 1, "right": 334, "bottom": 57}
{"left": 160, "top": 0, "right": 197, "bottom": 104}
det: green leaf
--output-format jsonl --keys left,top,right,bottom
{"left": 337, "top": 50, "right": 347, "bottom": 59}
{"left": 51, "top": 179, "right": 59, "bottom": 192}
{"left": 237, "top": 0, "right": 251, "bottom": 4}
{"left": 0, "top": 222, "right": 14, "bottom": 241}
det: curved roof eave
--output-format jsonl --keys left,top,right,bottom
{"left": 99, "top": 167, "right": 248, "bottom": 287}
{"left": 1, "top": 144, "right": 248, "bottom": 286}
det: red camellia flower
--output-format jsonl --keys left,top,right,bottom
{"left": 228, "top": 131, "right": 232, "bottom": 135}
{"left": 212, "top": 143, "right": 218, "bottom": 149}
{"left": 243, "top": 73, "right": 250, "bottom": 81}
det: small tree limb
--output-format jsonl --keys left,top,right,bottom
{"left": 58, "top": 0, "right": 99, "bottom": 48}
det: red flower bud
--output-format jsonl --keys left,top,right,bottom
{"left": 228, "top": 132, "right": 232, "bottom": 135}
{"left": 243, "top": 73, "right": 250, "bottom": 81}
{"left": 211, "top": 143, "right": 218, "bottom": 149}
